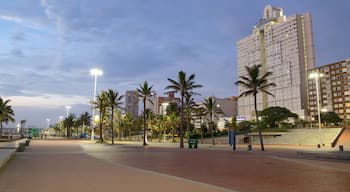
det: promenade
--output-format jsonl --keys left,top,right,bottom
{"left": 0, "top": 139, "right": 350, "bottom": 192}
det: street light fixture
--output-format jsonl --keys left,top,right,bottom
{"left": 309, "top": 71, "right": 324, "bottom": 146}
{"left": 90, "top": 68, "right": 103, "bottom": 141}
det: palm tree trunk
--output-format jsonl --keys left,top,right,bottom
{"left": 143, "top": 98, "right": 147, "bottom": 146}
{"left": 0, "top": 123, "right": 2, "bottom": 137}
{"left": 180, "top": 96, "right": 184, "bottom": 148}
{"left": 255, "top": 94, "right": 264, "bottom": 151}
{"left": 100, "top": 110, "right": 103, "bottom": 143}
{"left": 200, "top": 117, "right": 203, "bottom": 144}
{"left": 210, "top": 112, "right": 215, "bottom": 145}
{"left": 111, "top": 106, "right": 114, "bottom": 145}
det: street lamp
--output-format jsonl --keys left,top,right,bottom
{"left": 309, "top": 71, "right": 324, "bottom": 146}
{"left": 46, "top": 118, "right": 50, "bottom": 128}
{"left": 65, "top": 105, "right": 71, "bottom": 117}
{"left": 90, "top": 68, "right": 103, "bottom": 141}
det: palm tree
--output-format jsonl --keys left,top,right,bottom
{"left": 184, "top": 94, "right": 198, "bottom": 137}
{"left": 194, "top": 106, "right": 207, "bottom": 144}
{"left": 63, "top": 113, "right": 76, "bottom": 138}
{"left": 123, "top": 113, "right": 134, "bottom": 139}
{"left": 203, "top": 97, "right": 222, "bottom": 145}
{"left": 93, "top": 91, "right": 108, "bottom": 143}
{"left": 235, "top": 64, "right": 276, "bottom": 151}
{"left": 166, "top": 111, "right": 180, "bottom": 142}
{"left": 78, "top": 112, "right": 91, "bottom": 136}
{"left": 137, "top": 81, "right": 154, "bottom": 146}
{"left": 0, "top": 97, "right": 15, "bottom": 135}
{"left": 106, "top": 89, "right": 124, "bottom": 144}
{"left": 165, "top": 71, "right": 202, "bottom": 148}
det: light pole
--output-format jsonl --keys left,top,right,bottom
{"left": 46, "top": 118, "right": 50, "bottom": 128}
{"left": 309, "top": 71, "right": 324, "bottom": 146}
{"left": 59, "top": 116, "right": 64, "bottom": 137}
{"left": 90, "top": 68, "right": 103, "bottom": 141}
{"left": 65, "top": 105, "right": 71, "bottom": 117}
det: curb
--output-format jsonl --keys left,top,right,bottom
{"left": 0, "top": 149, "right": 17, "bottom": 169}
{"left": 297, "top": 151, "right": 350, "bottom": 161}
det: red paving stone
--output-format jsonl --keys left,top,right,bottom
{"left": 1, "top": 140, "right": 350, "bottom": 192}
{"left": 85, "top": 143, "right": 350, "bottom": 192}
{"left": 0, "top": 140, "right": 232, "bottom": 192}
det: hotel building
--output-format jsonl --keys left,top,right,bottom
{"left": 237, "top": 5, "right": 315, "bottom": 120}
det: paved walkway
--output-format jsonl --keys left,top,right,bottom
{"left": 1, "top": 140, "right": 350, "bottom": 192}
{"left": 0, "top": 140, "right": 233, "bottom": 192}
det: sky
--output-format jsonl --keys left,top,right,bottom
{"left": 0, "top": 0, "right": 349, "bottom": 128}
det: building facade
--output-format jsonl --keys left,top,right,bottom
{"left": 237, "top": 5, "right": 315, "bottom": 120}
{"left": 308, "top": 59, "right": 350, "bottom": 120}
{"left": 125, "top": 90, "right": 139, "bottom": 118}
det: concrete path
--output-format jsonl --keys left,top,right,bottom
{"left": 337, "top": 128, "right": 350, "bottom": 147}
{"left": 0, "top": 140, "right": 233, "bottom": 192}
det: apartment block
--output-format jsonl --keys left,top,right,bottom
{"left": 125, "top": 90, "right": 139, "bottom": 118}
{"left": 237, "top": 5, "right": 315, "bottom": 120}
{"left": 308, "top": 59, "right": 350, "bottom": 120}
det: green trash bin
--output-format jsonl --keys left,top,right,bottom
{"left": 188, "top": 139, "right": 193, "bottom": 149}
{"left": 188, "top": 139, "right": 198, "bottom": 149}
{"left": 193, "top": 139, "right": 198, "bottom": 149}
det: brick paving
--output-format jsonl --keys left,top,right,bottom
{"left": 1, "top": 140, "right": 350, "bottom": 192}
{"left": 0, "top": 140, "right": 233, "bottom": 192}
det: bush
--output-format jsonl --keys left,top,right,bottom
{"left": 189, "top": 133, "right": 200, "bottom": 139}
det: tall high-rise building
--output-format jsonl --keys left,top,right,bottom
{"left": 308, "top": 59, "right": 350, "bottom": 120}
{"left": 125, "top": 90, "right": 139, "bottom": 118}
{"left": 237, "top": 5, "right": 315, "bottom": 120}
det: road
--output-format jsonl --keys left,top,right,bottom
{"left": 0, "top": 140, "right": 350, "bottom": 192}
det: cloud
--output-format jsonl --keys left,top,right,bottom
{"left": 11, "top": 31, "right": 25, "bottom": 41}
{"left": 0, "top": 14, "right": 23, "bottom": 23}
{"left": 11, "top": 48, "right": 23, "bottom": 57}
{"left": 7, "top": 93, "right": 90, "bottom": 108}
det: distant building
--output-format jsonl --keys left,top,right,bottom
{"left": 215, "top": 96, "right": 238, "bottom": 117}
{"left": 308, "top": 59, "right": 350, "bottom": 120}
{"left": 145, "top": 92, "right": 181, "bottom": 115}
{"left": 194, "top": 96, "right": 238, "bottom": 131}
{"left": 237, "top": 5, "right": 315, "bottom": 120}
{"left": 158, "top": 92, "right": 180, "bottom": 115}
{"left": 125, "top": 90, "right": 139, "bottom": 118}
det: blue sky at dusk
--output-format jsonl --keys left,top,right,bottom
{"left": 1, "top": 0, "right": 349, "bottom": 128}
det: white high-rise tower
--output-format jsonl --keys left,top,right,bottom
{"left": 237, "top": 5, "right": 315, "bottom": 119}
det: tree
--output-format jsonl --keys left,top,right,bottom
{"left": 93, "top": 91, "right": 108, "bottom": 143}
{"left": 320, "top": 112, "right": 342, "bottom": 126}
{"left": 184, "top": 94, "right": 198, "bottom": 136}
{"left": 165, "top": 102, "right": 181, "bottom": 142}
{"left": 203, "top": 96, "right": 222, "bottom": 145}
{"left": 165, "top": 71, "right": 202, "bottom": 148}
{"left": 63, "top": 113, "right": 76, "bottom": 138}
{"left": 123, "top": 113, "right": 134, "bottom": 138}
{"left": 78, "top": 112, "right": 91, "bottom": 136}
{"left": 106, "top": 89, "right": 124, "bottom": 144}
{"left": 260, "top": 106, "right": 298, "bottom": 128}
{"left": 235, "top": 64, "right": 276, "bottom": 151}
{"left": 194, "top": 106, "right": 206, "bottom": 143}
{"left": 137, "top": 81, "right": 154, "bottom": 146}
{"left": 0, "top": 97, "right": 15, "bottom": 135}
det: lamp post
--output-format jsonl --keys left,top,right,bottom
{"left": 65, "top": 105, "right": 71, "bottom": 117}
{"left": 46, "top": 118, "right": 50, "bottom": 128}
{"left": 90, "top": 68, "right": 103, "bottom": 141}
{"left": 309, "top": 71, "right": 324, "bottom": 146}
